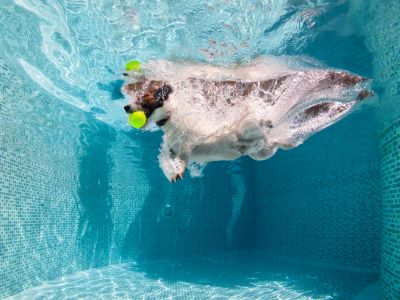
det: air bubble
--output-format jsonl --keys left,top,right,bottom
{"left": 162, "top": 204, "right": 174, "bottom": 218}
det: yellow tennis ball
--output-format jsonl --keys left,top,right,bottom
{"left": 129, "top": 111, "right": 147, "bottom": 128}
{"left": 125, "top": 60, "right": 141, "bottom": 71}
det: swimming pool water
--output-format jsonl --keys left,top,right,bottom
{"left": 7, "top": 254, "right": 378, "bottom": 300}
{"left": 1, "top": 0, "right": 399, "bottom": 299}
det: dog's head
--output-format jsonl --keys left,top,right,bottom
{"left": 123, "top": 80, "right": 173, "bottom": 128}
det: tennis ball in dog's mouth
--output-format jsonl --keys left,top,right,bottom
{"left": 125, "top": 60, "right": 141, "bottom": 71}
{"left": 129, "top": 111, "right": 147, "bottom": 128}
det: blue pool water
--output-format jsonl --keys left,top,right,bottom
{"left": 7, "top": 254, "right": 378, "bottom": 300}
{"left": 1, "top": 0, "right": 399, "bottom": 299}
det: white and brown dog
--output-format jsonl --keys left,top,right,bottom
{"left": 123, "top": 59, "right": 371, "bottom": 182}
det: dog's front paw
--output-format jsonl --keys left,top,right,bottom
{"left": 159, "top": 153, "right": 187, "bottom": 183}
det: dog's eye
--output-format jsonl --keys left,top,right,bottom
{"left": 142, "top": 93, "right": 153, "bottom": 102}
{"left": 155, "top": 84, "right": 173, "bottom": 102}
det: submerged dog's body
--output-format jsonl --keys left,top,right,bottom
{"left": 123, "top": 59, "right": 371, "bottom": 181}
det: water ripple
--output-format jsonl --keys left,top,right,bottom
{"left": 6, "top": 254, "right": 378, "bottom": 300}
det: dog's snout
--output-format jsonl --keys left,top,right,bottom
{"left": 124, "top": 105, "right": 133, "bottom": 113}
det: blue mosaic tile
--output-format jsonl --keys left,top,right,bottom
{"left": 380, "top": 120, "right": 400, "bottom": 300}
{"left": 351, "top": 1, "right": 400, "bottom": 297}
{"left": 254, "top": 107, "right": 382, "bottom": 272}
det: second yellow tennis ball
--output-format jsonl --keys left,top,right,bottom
{"left": 125, "top": 60, "right": 141, "bottom": 71}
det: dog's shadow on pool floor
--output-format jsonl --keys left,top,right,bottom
{"left": 120, "top": 130, "right": 256, "bottom": 261}
{"left": 122, "top": 151, "right": 255, "bottom": 258}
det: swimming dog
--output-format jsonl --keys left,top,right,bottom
{"left": 123, "top": 60, "right": 371, "bottom": 182}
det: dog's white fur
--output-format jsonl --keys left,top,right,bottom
{"left": 124, "top": 58, "right": 369, "bottom": 182}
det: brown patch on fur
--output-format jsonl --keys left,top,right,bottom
{"left": 259, "top": 75, "right": 289, "bottom": 91}
{"left": 258, "top": 76, "right": 289, "bottom": 104}
{"left": 138, "top": 81, "right": 164, "bottom": 115}
{"left": 304, "top": 103, "right": 331, "bottom": 118}
{"left": 326, "top": 72, "right": 365, "bottom": 86}
{"left": 125, "top": 80, "right": 163, "bottom": 97}
{"left": 241, "top": 82, "right": 256, "bottom": 97}
{"left": 185, "top": 77, "right": 291, "bottom": 108}
{"left": 124, "top": 81, "right": 145, "bottom": 95}
{"left": 196, "top": 78, "right": 291, "bottom": 103}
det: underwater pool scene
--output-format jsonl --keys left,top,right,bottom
{"left": 0, "top": 0, "right": 399, "bottom": 299}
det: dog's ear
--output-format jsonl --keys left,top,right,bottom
{"left": 154, "top": 84, "right": 173, "bottom": 103}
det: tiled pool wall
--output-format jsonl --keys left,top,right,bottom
{"left": 0, "top": 56, "right": 82, "bottom": 297}
{"left": 350, "top": 1, "right": 400, "bottom": 298}
{"left": 380, "top": 122, "right": 400, "bottom": 300}
{"left": 254, "top": 107, "right": 381, "bottom": 271}
{"left": 0, "top": 57, "right": 255, "bottom": 298}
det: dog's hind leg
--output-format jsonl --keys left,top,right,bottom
{"left": 248, "top": 147, "right": 277, "bottom": 161}
{"left": 237, "top": 119, "right": 263, "bottom": 141}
